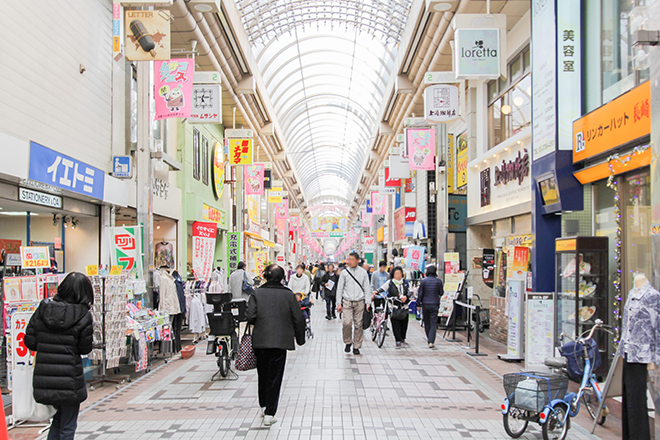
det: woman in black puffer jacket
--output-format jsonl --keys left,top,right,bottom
{"left": 25, "top": 272, "right": 94, "bottom": 440}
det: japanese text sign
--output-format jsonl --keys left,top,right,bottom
{"left": 20, "top": 246, "right": 50, "bottom": 269}
{"left": 226, "top": 232, "right": 242, "bottom": 272}
{"left": 192, "top": 222, "right": 217, "bottom": 280}
{"left": 573, "top": 81, "right": 650, "bottom": 163}
{"left": 28, "top": 142, "right": 105, "bottom": 200}
{"left": 268, "top": 187, "right": 283, "bottom": 204}
{"left": 229, "top": 139, "right": 253, "bottom": 165}
{"left": 202, "top": 203, "right": 227, "bottom": 229}
{"left": 245, "top": 164, "right": 265, "bottom": 195}
{"left": 405, "top": 246, "right": 426, "bottom": 271}
{"left": 406, "top": 128, "right": 436, "bottom": 171}
{"left": 424, "top": 84, "right": 459, "bottom": 123}
{"left": 110, "top": 226, "right": 143, "bottom": 276}
{"left": 155, "top": 59, "right": 194, "bottom": 120}
{"left": 12, "top": 312, "right": 34, "bottom": 371}
{"left": 254, "top": 251, "right": 267, "bottom": 278}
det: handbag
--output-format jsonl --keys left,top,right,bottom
{"left": 235, "top": 325, "right": 257, "bottom": 371}
{"left": 363, "top": 307, "right": 373, "bottom": 330}
{"left": 391, "top": 307, "right": 408, "bottom": 321}
{"left": 242, "top": 279, "right": 255, "bottom": 295}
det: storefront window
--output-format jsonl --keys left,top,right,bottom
{"left": 622, "top": 170, "right": 651, "bottom": 293}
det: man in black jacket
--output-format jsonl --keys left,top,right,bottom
{"left": 247, "top": 265, "right": 305, "bottom": 426}
{"left": 321, "top": 263, "right": 339, "bottom": 320}
{"left": 416, "top": 265, "right": 443, "bottom": 348}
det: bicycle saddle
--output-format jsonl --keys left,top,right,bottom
{"left": 544, "top": 356, "right": 568, "bottom": 369}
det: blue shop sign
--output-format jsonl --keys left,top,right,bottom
{"left": 28, "top": 142, "right": 105, "bottom": 200}
{"left": 448, "top": 194, "right": 467, "bottom": 232}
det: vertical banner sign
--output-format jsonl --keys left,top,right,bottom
{"left": 110, "top": 226, "right": 143, "bottom": 275}
{"left": 154, "top": 59, "right": 194, "bottom": 120}
{"left": 525, "top": 292, "right": 555, "bottom": 371}
{"left": 557, "top": 0, "right": 581, "bottom": 151}
{"left": 457, "top": 132, "right": 468, "bottom": 188}
{"left": 290, "top": 216, "right": 300, "bottom": 231}
{"left": 227, "top": 232, "right": 241, "bottom": 272}
{"left": 447, "top": 134, "right": 455, "bottom": 194}
{"left": 482, "top": 249, "right": 495, "bottom": 288}
{"left": 192, "top": 222, "right": 217, "bottom": 280}
{"left": 212, "top": 142, "right": 225, "bottom": 199}
{"left": 507, "top": 280, "right": 525, "bottom": 359}
{"left": 229, "top": 139, "right": 253, "bottom": 165}
{"left": 389, "top": 154, "right": 410, "bottom": 179}
{"left": 532, "top": 0, "right": 557, "bottom": 160}
{"left": 112, "top": 4, "right": 121, "bottom": 53}
{"left": 274, "top": 200, "right": 289, "bottom": 220}
{"left": 406, "top": 128, "right": 436, "bottom": 170}
{"left": 480, "top": 168, "right": 491, "bottom": 207}
{"left": 245, "top": 164, "right": 265, "bottom": 195}
{"left": 371, "top": 192, "right": 387, "bottom": 215}
{"left": 361, "top": 210, "right": 372, "bottom": 228}
{"left": 254, "top": 251, "right": 266, "bottom": 278}
{"left": 405, "top": 246, "right": 426, "bottom": 271}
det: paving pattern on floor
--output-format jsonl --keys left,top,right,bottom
{"left": 58, "top": 309, "right": 601, "bottom": 439}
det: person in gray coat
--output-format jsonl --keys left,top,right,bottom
{"left": 247, "top": 264, "right": 305, "bottom": 426}
{"left": 228, "top": 261, "right": 252, "bottom": 299}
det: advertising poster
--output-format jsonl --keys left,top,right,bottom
{"left": 394, "top": 208, "right": 406, "bottom": 242}
{"left": 457, "top": 132, "right": 468, "bottom": 188}
{"left": 245, "top": 164, "right": 265, "bottom": 195}
{"left": 110, "top": 226, "right": 143, "bottom": 275}
{"left": 405, "top": 246, "right": 426, "bottom": 271}
{"left": 510, "top": 246, "right": 530, "bottom": 280}
{"left": 192, "top": 222, "right": 217, "bottom": 280}
{"left": 406, "top": 128, "right": 436, "bottom": 171}
{"left": 20, "top": 246, "right": 50, "bottom": 269}
{"left": 229, "top": 139, "right": 253, "bottom": 165}
{"left": 124, "top": 9, "right": 171, "bottom": 61}
{"left": 154, "top": 59, "right": 194, "bottom": 120}
{"left": 371, "top": 192, "right": 386, "bottom": 215}
{"left": 525, "top": 292, "right": 555, "bottom": 371}
{"left": 444, "top": 252, "right": 460, "bottom": 275}
{"left": 482, "top": 249, "right": 495, "bottom": 288}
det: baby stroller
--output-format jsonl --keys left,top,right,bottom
{"left": 295, "top": 292, "right": 314, "bottom": 340}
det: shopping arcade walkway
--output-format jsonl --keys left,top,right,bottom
{"left": 58, "top": 311, "right": 602, "bottom": 440}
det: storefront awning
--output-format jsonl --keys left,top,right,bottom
{"left": 244, "top": 231, "right": 275, "bottom": 248}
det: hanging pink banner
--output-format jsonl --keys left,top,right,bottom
{"left": 371, "top": 192, "right": 386, "bottom": 215}
{"left": 274, "top": 200, "right": 289, "bottom": 220}
{"left": 290, "top": 216, "right": 300, "bottom": 231}
{"left": 361, "top": 210, "right": 372, "bottom": 228}
{"left": 407, "top": 128, "right": 436, "bottom": 170}
{"left": 154, "top": 59, "right": 194, "bottom": 120}
{"left": 245, "top": 164, "right": 265, "bottom": 195}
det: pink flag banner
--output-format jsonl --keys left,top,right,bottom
{"left": 290, "top": 216, "right": 300, "bottom": 231}
{"left": 361, "top": 210, "right": 372, "bottom": 228}
{"left": 274, "top": 200, "right": 289, "bottom": 220}
{"left": 155, "top": 59, "right": 194, "bottom": 120}
{"left": 245, "top": 164, "right": 265, "bottom": 195}
{"left": 406, "top": 128, "right": 435, "bottom": 170}
{"left": 371, "top": 192, "right": 386, "bottom": 215}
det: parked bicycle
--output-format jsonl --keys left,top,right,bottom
{"left": 206, "top": 293, "right": 247, "bottom": 380}
{"left": 502, "top": 319, "right": 610, "bottom": 440}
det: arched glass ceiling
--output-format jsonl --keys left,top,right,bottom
{"left": 235, "top": 0, "right": 412, "bottom": 207}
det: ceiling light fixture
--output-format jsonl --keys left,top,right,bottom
{"left": 431, "top": 2, "right": 453, "bottom": 12}
{"left": 501, "top": 105, "right": 512, "bottom": 115}
{"left": 513, "top": 96, "right": 524, "bottom": 106}
{"left": 71, "top": 218, "right": 79, "bottom": 229}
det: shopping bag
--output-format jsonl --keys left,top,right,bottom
{"left": 13, "top": 366, "right": 56, "bottom": 422}
{"left": 235, "top": 325, "right": 257, "bottom": 371}
{"left": 363, "top": 307, "right": 373, "bottom": 330}
{"left": 391, "top": 307, "right": 409, "bottom": 321}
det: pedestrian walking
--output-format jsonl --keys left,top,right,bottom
{"left": 229, "top": 262, "right": 253, "bottom": 300}
{"left": 362, "top": 261, "right": 372, "bottom": 282}
{"left": 337, "top": 252, "right": 371, "bottom": 355}
{"left": 416, "top": 265, "right": 443, "bottom": 348}
{"left": 371, "top": 260, "right": 390, "bottom": 292}
{"left": 312, "top": 262, "right": 326, "bottom": 300}
{"left": 25, "top": 272, "right": 94, "bottom": 440}
{"left": 321, "top": 263, "right": 339, "bottom": 320}
{"left": 247, "top": 265, "right": 306, "bottom": 427}
{"left": 288, "top": 264, "right": 311, "bottom": 295}
{"left": 373, "top": 267, "right": 410, "bottom": 347}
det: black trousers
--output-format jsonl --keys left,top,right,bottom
{"left": 48, "top": 404, "right": 80, "bottom": 440}
{"left": 422, "top": 305, "right": 439, "bottom": 344}
{"left": 391, "top": 317, "right": 409, "bottom": 342}
{"left": 171, "top": 313, "right": 184, "bottom": 353}
{"left": 326, "top": 295, "right": 337, "bottom": 317}
{"left": 255, "top": 348, "right": 287, "bottom": 416}
{"left": 622, "top": 359, "right": 650, "bottom": 440}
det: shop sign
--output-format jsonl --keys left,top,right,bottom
{"left": 480, "top": 168, "right": 491, "bottom": 207}
{"left": 406, "top": 128, "right": 435, "bottom": 171}
{"left": 225, "top": 129, "right": 254, "bottom": 138}
{"left": 482, "top": 249, "right": 495, "bottom": 288}
{"left": 153, "top": 177, "right": 169, "bottom": 199}
{"left": 507, "top": 280, "right": 525, "bottom": 358}
{"left": 507, "top": 234, "right": 532, "bottom": 248}
{"left": 28, "top": 142, "right": 105, "bottom": 200}
{"left": 424, "top": 84, "right": 459, "bottom": 123}
{"left": 557, "top": 0, "right": 582, "bottom": 153}
{"left": 494, "top": 149, "right": 530, "bottom": 186}
{"left": 249, "top": 220, "right": 261, "bottom": 235}
{"left": 154, "top": 59, "right": 194, "bottom": 120}
{"left": 20, "top": 246, "right": 50, "bottom": 268}
{"left": 212, "top": 142, "right": 225, "bottom": 199}
{"left": 192, "top": 222, "right": 217, "bottom": 280}
{"left": 254, "top": 251, "right": 267, "bottom": 277}
{"left": 454, "top": 28, "right": 500, "bottom": 79}
{"left": 404, "top": 246, "right": 426, "bottom": 271}
{"left": 110, "top": 226, "right": 143, "bottom": 275}
{"left": 447, "top": 134, "right": 455, "bottom": 194}
{"left": 18, "top": 188, "right": 62, "bottom": 209}
{"left": 247, "top": 197, "right": 258, "bottom": 222}
{"left": 555, "top": 238, "right": 576, "bottom": 252}
{"left": 456, "top": 132, "right": 468, "bottom": 188}
{"left": 112, "top": 156, "right": 132, "bottom": 178}
{"left": 268, "top": 187, "right": 283, "bottom": 204}
{"left": 376, "top": 227, "right": 385, "bottom": 243}
{"left": 245, "top": 164, "right": 265, "bottom": 195}
{"left": 448, "top": 195, "right": 467, "bottom": 232}
{"left": 384, "top": 168, "right": 401, "bottom": 187}
{"left": 363, "top": 236, "right": 375, "bottom": 253}
{"left": 394, "top": 208, "right": 406, "bottom": 242}
{"left": 228, "top": 139, "right": 253, "bottom": 165}
{"left": 124, "top": 9, "right": 171, "bottom": 61}
{"left": 189, "top": 84, "right": 221, "bottom": 123}
{"left": 573, "top": 81, "right": 650, "bottom": 163}
{"left": 202, "top": 203, "right": 227, "bottom": 229}
{"left": 226, "top": 232, "right": 242, "bottom": 272}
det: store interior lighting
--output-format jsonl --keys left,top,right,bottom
{"left": 0, "top": 212, "right": 38, "bottom": 216}
{"left": 71, "top": 218, "right": 79, "bottom": 229}
{"left": 63, "top": 216, "right": 70, "bottom": 228}
{"left": 52, "top": 214, "right": 59, "bottom": 226}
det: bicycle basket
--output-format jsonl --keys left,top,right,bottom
{"left": 560, "top": 339, "right": 601, "bottom": 382}
{"left": 207, "top": 312, "right": 235, "bottom": 336}
{"left": 503, "top": 372, "right": 569, "bottom": 412}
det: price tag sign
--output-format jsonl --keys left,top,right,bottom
{"left": 20, "top": 246, "right": 50, "bottom": 268}
{"left": 12, "top": 312, "right": 34, "bottom": 370}
{"left": 109, "top": 265, "right": 123, "bottom": 276}
{"left": 86, "top": 265, "right": 99, "bottom": 276}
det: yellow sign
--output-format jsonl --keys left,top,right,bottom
{"left": 447, "top": 134, "right": 455, "bottom": 194}
{"left": 506, "top": 234, "right": 532, "bottom": 248}
{"left": 444, "top": 252, "right": 460, "bottom": 262}
{"left": 86, "top": 265, "right": 99, "bottom": 276}
{"left": 555, "top": 239, "right": 577, "bottom": 252}
{"left": 255, "top": 251, "right": 267, "bottom": 277}
{"left": 202, "top": 203, "right": 227, "bottom": 228}
{"left": 573, "top": 81, "right": 650, "bottom": 163}
{"left": 376, "top": 227, "right": 385, "bottom": 243}
{"left": 247, "top": 196, "right": 258, "bottom": 222}
{"left": 457, "top": 132, "right": 468, "bottom": 188}
{"left": 229, "top": 138, "right": 253, "bottom": 165}
{"left": 268, "top": 187, "right": 283, "bottom": 204}
{"left": 109, "top": 265, "right": 123, "bottom": 275}
{"left": 212, "top": 142, "right": 225, "bottom": 199}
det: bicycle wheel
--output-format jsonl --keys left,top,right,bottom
{"left": 582, "top": 388, "right": 606, "bottom": 425}
{"left": 376, "top": 322, "right": 387, "bottom": 348}
{"left": 502, "top": 407, "right": 528, "bottom": 438}
{"left": 542, "top": 404, "right": 570, "bottom": 440}
{"left": 218, "top": 346, "right": 229, "bottom": 378}
{"left": 371, "top": 321, "right": 378, "bottom": 341}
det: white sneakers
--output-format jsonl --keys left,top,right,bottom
{"left": 261, "top": 408, "right": 266, "bottom": 418}
{"left": 429, "top": 343, "right": 434, "bottom": 349}
{"left": 264, "top": 415, "right": 277, "bottom": 426}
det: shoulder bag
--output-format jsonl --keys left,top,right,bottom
{"left": 235, "top": 325, "right": 257, "bottom": 371}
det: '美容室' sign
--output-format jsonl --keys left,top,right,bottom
{"left": 573, "top": 81, "right": 650, "bottom": 163}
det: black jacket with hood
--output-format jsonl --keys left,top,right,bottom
{"left": 24, "top": 298, "right": 94, "bottom": 406}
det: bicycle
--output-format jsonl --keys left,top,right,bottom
{"left": 502, "top": 319, "right": 610, "bottom": 440}
{"left": 370, "top": 295, "right": 402, "bottom": 348}
{"left": 206, "top": 293, "right": 247, "bottom": 380}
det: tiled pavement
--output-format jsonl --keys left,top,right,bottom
{"left": 36, "top": 310, "right": 607, "bottom": 439}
